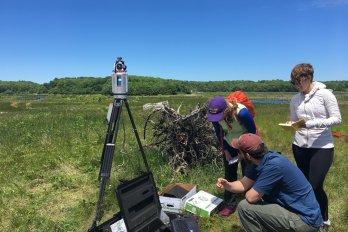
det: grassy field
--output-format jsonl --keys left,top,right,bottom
{"left": 0, "top": 92, "right": 347, "bottom": 232}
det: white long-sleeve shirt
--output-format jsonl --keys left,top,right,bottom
{"left": 290, "top": 82, "right": 342, "bottom": 148}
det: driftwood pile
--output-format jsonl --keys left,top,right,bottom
{"left": 143, "top": 101, "right": 219, "bottom": 173}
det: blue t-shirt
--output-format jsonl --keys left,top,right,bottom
{"left": 246, "top": 151, "right": 323, "bottom": 228}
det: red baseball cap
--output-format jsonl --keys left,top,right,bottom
{"left": 231, "top": 133, "right": 264, "bottom": 154}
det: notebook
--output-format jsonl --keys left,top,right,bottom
{"left": 278, "top": 119, "right": 306, "bottom": 131}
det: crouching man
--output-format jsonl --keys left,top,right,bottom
{"left": 216, "top": 133, "right": 323, "bottom": 232}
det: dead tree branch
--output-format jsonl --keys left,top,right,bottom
{"left": 143, "top": 101, "right": 219, "bottom": 174}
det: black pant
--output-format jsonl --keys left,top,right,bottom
{"left": 223, "top": 147, "right": 247, "bottom": 207}
{"left": 292, "top": 144, "right": 334, "bottom": 221}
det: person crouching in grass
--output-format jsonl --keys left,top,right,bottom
{"left": 216, "top": 133, "right": 323, "bottom": 232}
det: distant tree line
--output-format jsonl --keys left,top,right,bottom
{"left": 1, "top": 76, "right": 347, "bottom": 95}
{"left": 0, "top": 81, "right": 47, "bottom": 94}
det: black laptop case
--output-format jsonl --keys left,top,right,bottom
{"left": 116, "top": 172, "right": 171, "bottom": 232}
{"left": 89, "top": 212, "right": 123, "bottom": 232}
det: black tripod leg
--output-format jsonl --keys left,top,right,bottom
{"left": 124, "top": 99, "right": 150, "bottom": 172}
{"left": 90, "top": 98, "right": 151, "bottom": 230}
{"left": 98, "top": 100, "right": 116, "bottom": 179}
{"left": 98, "top": 99, "right": 123, "bottom": 179}
{"left": 91, "top": 98, "right": 123, "bottom": 227}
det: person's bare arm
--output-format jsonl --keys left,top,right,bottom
{"left": 217, "top": 177, "right": 264, "bottom": 203}
{"left": 216, "top": 176, "right": 254, "bottom": 193}
{"left": 245, "top": 187, "right": 264, "bottom": 203}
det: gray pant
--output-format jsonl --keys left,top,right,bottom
{"left": 237, "top": 199, "right": 319, "bottom": 232}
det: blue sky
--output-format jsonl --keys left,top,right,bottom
{"left": 0, "top": 0, "right": 347, "bottom": 84}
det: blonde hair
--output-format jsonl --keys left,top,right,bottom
{"left": 223, "top": 102, "right": 238, "bottom": 129}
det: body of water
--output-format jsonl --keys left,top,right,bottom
{"left": 251, "top": 99, "right": 289, "bottom": 104}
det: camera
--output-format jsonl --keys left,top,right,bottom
{"left": 112, "top": 57, "right": 128, "bottom": 98}
{"left": 114, "top": 57, "right": 127, "bottom": 73}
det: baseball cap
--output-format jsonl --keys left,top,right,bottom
{"left": 231, "top": 133, "right": 264, "bottom": 154}
{"left": 207, "top": 96, "right": 227, "bottom": 122}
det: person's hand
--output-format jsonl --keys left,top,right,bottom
{"left": 224, "top": 150, "right": 232, "bottom": 161}
{"left": 216, "top": 178, "right": 228, "bottom": 190}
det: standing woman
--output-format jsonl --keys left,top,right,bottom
{"left": 289, "top": 63, "right": 342, "bottom": 226}
{"left": 207, "top": 96, "right": 257, "bottom": 216}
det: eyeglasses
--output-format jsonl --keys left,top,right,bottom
{"left": 291, "top": 75, "right": 307, "bottom": 86}
{"left": 291, "top": 80, "right": 301, "bottom": 86}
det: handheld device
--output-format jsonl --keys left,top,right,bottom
{"left": 228, "top": 156, "right": 239, "bottom": 165}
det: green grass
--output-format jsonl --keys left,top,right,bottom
{"left": 0, "top": 92, "right": 347, "bottom": 231}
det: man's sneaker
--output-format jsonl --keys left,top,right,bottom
{"left": 218, "top": 207, "right": 235, "bottom": 216}
{"left": 323, "top": 218, "right": 331, "bottom": 226}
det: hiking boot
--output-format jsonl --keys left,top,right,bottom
{"left": 218, "top": 206, "right": 235, "bottom": 217}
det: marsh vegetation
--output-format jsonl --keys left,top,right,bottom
{"left": 0, "top": 92, "right": 347, "bottom": 231}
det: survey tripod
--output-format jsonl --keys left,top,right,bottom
{"left": 89, "top": 58, "right": 150, "bottom": 231}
